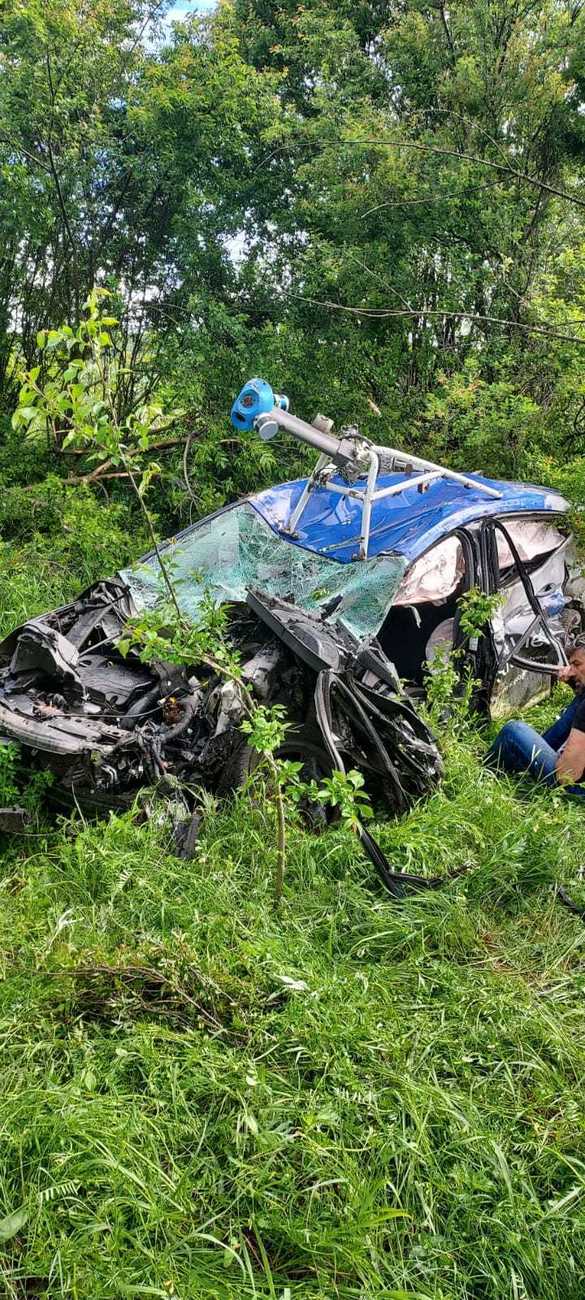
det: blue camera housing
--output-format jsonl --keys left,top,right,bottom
{"left": 230, "top": 378, "right": 275, "bottom": 432}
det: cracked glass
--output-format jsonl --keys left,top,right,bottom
{"left": 120, "top": 502, "right": 407, "bottom": 638}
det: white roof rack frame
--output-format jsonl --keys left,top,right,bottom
{"left": 255, "top": 406, "right": 501, "bottom": 560}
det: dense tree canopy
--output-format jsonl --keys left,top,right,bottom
{"left": 2, "top": 0, "right": 585, "bottom": 500}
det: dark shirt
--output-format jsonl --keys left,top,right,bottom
{"left": 572, "top": 691, "right": 585, "bottom": 734}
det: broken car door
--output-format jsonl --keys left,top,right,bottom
{"left": 481, "top": 516, "right": 580, "bottom": 718}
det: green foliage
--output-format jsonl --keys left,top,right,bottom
{"left": 309, "top": 768, "right": 374, "bottom": 834}
{"left": 4, "top": 0, "right": 585, "bottom": 496}
{"left": 4, "top": 0, "right": 585, "bottom": 1293}
{"left": 457, "top": 586, "right": 504, "bottom": 640}
{"left": 418, "top": 363, "right": 544, "bottom": 477}
{"left": 240, "top": 704, "right": 289, "bottom": 756}
{"left": 0, "top": 744, "right": 19, "bottom": 807}
{"left": 424, "top": 645, "right": 466, "bottom": 721}
{"left": 13, "top": 290, "right": 181, "bottom": 471}
{"left": 423, "top": 590, "right": 502, "bottom": 730}
{"left": 0, "top": 487, "right": 148, "bottom": 638}
{"left": 119, "top": 599, "right": 237, "bottom": 676}
{"left": 1, "top": 715, "right": 585, "bottom": 1297}
{"left": 424, "top": 647, "right": 478, "bottom": 732}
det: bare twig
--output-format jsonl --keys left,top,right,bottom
{"left": 63, "top": 434, "right": 189, "bottom": 485}
{"left": 360, "top": 179, "right": 493, "bottom": 217}
{"left": 0, "top": 133, "right": 52, "bottom": 172}
{"left": 45, "top": 52, "right": 78, "bottom": 260}
{"left": 124, "top": 458, "right": 184, "bottom": 624}
{"left": 182, "top": 430, "right": 199, "bottom": 506}
{"left": 272, "top": 766, "right": 286, "bottom": 909}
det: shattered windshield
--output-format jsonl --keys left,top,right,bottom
{"left": 120, "top": 502, "right": 407, "bottom": 638}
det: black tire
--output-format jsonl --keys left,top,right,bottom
{"left": 218, "top": 736, "right": 333, "bottom": 794}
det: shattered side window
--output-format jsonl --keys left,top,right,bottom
{"left": 120, "top": 503, "right": 407, "bottom": 638}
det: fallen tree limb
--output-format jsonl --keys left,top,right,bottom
{"left": 63, "top": 435, "right": 191, "bottom": 485}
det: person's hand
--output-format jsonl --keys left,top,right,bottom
{"left": 557, "top": 665, "right": 576, "bottom": 683}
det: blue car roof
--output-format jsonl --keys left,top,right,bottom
{"left": 250, "top": 472, "right": 569, "bottom": 564}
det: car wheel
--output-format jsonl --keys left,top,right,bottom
{"left": 218, "top": 734, "right": 335, "bottom": 828}
{"left": 219, "top": 735, "right": 333, "bottom": 790}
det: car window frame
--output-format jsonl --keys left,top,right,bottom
{"left": 481, "top": 513, "right": 570, "bottom": 675}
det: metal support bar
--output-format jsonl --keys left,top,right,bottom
{"left": 284, "top": 454, "right": 331, "bottom": 535}
{"left": 377, "top": 444, "right": 501, "bottom": 499}
{"left": 256, "top": 403, "right": 502, "bottom": 559}
{"left": 324, "top": 479, "right": 376, "bottom": 500}
{"left": 372, "top": 471, "right": 442, "bottom": 500}
{"left": 360, "top": 448, "right": 380, "bottom": 559}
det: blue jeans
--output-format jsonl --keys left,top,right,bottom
{"left": 487, "top": 696, "right": 585, "bottom": 797}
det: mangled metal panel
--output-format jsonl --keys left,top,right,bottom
{"left": 120, "top": 502, "right": 407, "bottom": 640}
{"left": 489, "top": 533, "right": 579, "bottom": 716}
{"left": 492, "top": 538, "right": 571, "bottom": 656}
{"left": 490, "top": 663, "right": 554, "bottom": 718}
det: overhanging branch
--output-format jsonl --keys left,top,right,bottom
{"left": 287, "top": 292, "right": 585, "bottom": 345}
{"left": 342, "top": 136, "right": 585, "bottom": 212}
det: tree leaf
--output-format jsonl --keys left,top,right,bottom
{"left": 0, "top": 1207, "right": 28, "bottom": 1242}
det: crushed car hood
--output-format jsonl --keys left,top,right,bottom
{"left": 0, "top": 581, "right": 142, "bottom": 756}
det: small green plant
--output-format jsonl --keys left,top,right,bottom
{"left": 240, "top": 704, "right": 289, "bottom": 756}
{"left": 424, "top": 645, "right": 465, "bottom": 718}
{"left": 424, "top": 588, "right": 503, "bottom": 728}
{"left": 457, "top": 586, "right": 504, "bottom": 640}
{"left": 424, "top": 645, "right": 478, "bottom": 730}
{"left": 308, "top": 768, "right": 373, "bottom": 835}
{"left": 0, "top": 743, "right": 19, "bottom": 807}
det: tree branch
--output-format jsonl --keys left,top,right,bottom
{"left": 63, "top": 434, "right": 190, "bottom": 485}
{"left": 287, "top": 291, "right": 585, "bottom": 345}
{"left": 342, "top": 136, "right": 585, "bottom": 211}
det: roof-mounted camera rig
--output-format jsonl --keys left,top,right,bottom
{"left": 231, "top": 377, "right": 501, "bottom": 560}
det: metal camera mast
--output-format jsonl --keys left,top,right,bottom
{"left": 231, "top": 378, "right": 501, "bottom": 560}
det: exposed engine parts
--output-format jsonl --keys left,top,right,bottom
{"left": 0, "top": 580, "right": 442, "bottom": 882}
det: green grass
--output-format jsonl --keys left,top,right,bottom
{"left": 2, "top": 729, "right": 585, "bottom": 1299}
{"left": 2, "top": 542, "right": 585, "bottom": 1298}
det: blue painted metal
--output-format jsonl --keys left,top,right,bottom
{"left": 249, "top": 472, "right": 569, "bottom": 564}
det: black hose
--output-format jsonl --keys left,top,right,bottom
{"left": 159, "top": 695, "right": 198, "bottom": 745}
{"left": 556, "top": 884, "right": 585, "bottom": 918}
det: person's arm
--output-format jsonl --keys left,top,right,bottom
{"left": 556, "top": 728, "right": 585, "bottom": 783}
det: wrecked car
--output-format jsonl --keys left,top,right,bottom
{"left": 0, "top": 378, "right": 583, "bottom": 839}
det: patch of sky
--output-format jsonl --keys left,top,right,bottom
{"left": 165, "top": 0, "right": 216, "bottom": 22}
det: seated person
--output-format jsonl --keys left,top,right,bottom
{"left": 486, "top": 638, "right": 585, "bottom": 795}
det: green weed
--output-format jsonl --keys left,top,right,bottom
{"left": 1, "top": 720, "right": 585, "bottom": 1298}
